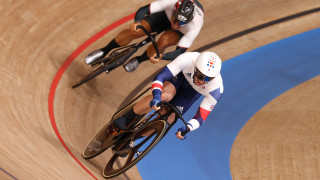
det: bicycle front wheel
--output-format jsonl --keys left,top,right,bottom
{"left": 103, "top": 120, "right": 167, "bottom": 179}
{"left": 72, "top": 64, "right": 107, "bottom": 88}
{"left": 82, "top": 122, "right": 123, "bottom": 159}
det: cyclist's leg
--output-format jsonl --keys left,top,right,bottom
{"left": 114, "top": 20, "right": 152, "bottom": 46}
{"left": 124, "top": 11, "right": 171, "bottom": 72}
{"left": 85, "top": 20, "right": 152, "bottom": 65}
{"left": 100, "top": 20, "right": 151, "bottom": 55}
{"left": 112, "top": 81, "right": 176, "bottom": 130}
{"left": 159, "top": 72, "right": 201, "bottom": 125}
{"left": 134, "top": 72, "right": 187, "bottom": 115}
{"left": 168, "top": 75, "right": 201, "bottom": 121}
{"left": 133, "top": 80, "right": 177, "bottom": 137}
{"left": 112, "top": 81, "right": 175, "bottom": 129}
{"left": 131, "top": 29, "right": 181, "bottom": 67}
{"left": 166, "top": 113, "right": 176, "bottom": 125}
{"left": 123, "top": 29, "right": 181, "bottom": 71}
{"left": 133, "top": 81, "right": 177, "bottom": 115}
{"left": 146, "top": 29, "right": 181, "bottom": 59}
{"left": 113, "top": 73, "right": 183, "bottom": 129}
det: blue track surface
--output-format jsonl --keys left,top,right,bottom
{"left": 138, "top": 28, "right": 320, "bottom": 180}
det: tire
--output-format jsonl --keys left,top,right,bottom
{"left": 82, "top": 122, "right": 123, "bottom": 159}
{"left": 103, "top": 120, "right": 167, "bottom": 179}
{"left": 72, "top": 47, "right": 136, "bottom": 88}
{"left": 82, "top": 103, "right": 136, "bottom": 159}
{"left": 72, "top": 65, "right": 107, "bottom": 88}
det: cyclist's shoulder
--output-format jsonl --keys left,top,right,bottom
{"left": 205, "top": 75, "right": 224, "bottom": 93}
{"left": 175, "top": 52, "right": 200, "bottom": 63}
{"left": 153, "top": 0, "right": 174, "bottom": 5}
{"left": 193, "top": 0, "right": 204, "bottom": 12}
{"left": 168, "top": 52, "right": 198, "bottom": 70}
{"left": 179, "top": 51, "right": 200, "bottom": 58}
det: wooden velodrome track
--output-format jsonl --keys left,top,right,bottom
{"left": 1, "top": 0, "right": 319, "bottom": 179}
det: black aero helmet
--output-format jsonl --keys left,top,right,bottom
{"left": 172, "top": 0, "right": 195, "bottom": 25}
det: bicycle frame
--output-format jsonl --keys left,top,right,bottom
{"left": 123, "top": 101, "right": 189, "bottom": 143}
{"left": 72, "top": 25, "right": 160, "bottom": 88}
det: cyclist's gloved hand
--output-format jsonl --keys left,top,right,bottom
{"left": 150, "top": 94, "right": 161, "bottom": 109}
{"left": 150, "top": 89, "right": 161, "bottom": 109}
{"left": 176, "top": 126, "right": 190, "bottom": 140}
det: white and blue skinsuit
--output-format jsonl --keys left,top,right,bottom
{"left": 151, "top": 52, "right": 224, "bottom": 132}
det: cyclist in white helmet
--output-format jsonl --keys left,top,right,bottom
{"left": 85, "top": 0, "right": 204, "bottom": 73}
{"left": 113, "top": 51, "right": 224, "bottom": 139}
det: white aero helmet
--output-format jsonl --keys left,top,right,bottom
{"left": 194, "top": 52, "right": 222, "bottom": 82}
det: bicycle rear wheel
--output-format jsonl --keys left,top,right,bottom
{"left": 72, "top": 64, "right": 107, "bottom": 88}
{"left": 103, "top": 120, "right": 167, "bottom": 179}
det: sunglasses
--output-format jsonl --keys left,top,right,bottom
{"left": 194, "top": 68, "right": 214, "bottom": 82}
{"left": 171, "top": 16, "right": 187, "bottom": 26}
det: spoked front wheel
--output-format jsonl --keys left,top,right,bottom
{"left": 103, "top": 120, "right": 167, "bottom": 179}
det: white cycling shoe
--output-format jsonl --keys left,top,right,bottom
{"left": 85, "top": 49, "right": 106, "bottom": 65}
{"left": 123, "top": 58, "right": 140, "bottom": 72}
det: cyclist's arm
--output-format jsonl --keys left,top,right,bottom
{"left": 136, "top": 0, "right": 168, "bottom": 23}
{"left": 187, "top": 88, "right": 223, "bottom": 132}
{"left": 151, "top": 67, "right": 173, "bottom": 95}
{"left": 149, "top": 0, "right": 166, "bottom": 14}
{"left": 162, "top": 28, "right": 201, "bottom": 61}
{"left": 162, "top": 47, "right": 187, "bottom": 61}
{"left": 151, "top": 53, "right": 190, "bottom": 99}
{"left": 134, "top": 5, "right": 150, "bottom": 23}
{"left": 177, "top": 29, "right": 201, "bottom": 50}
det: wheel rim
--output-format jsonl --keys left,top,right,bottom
{"left": 103, "top": 120, "right": 167, "bottom": 178}
{"left": 82, "top": 104, "right": 136, "bottom": 159}
{"left": 82, "top": 124, "right": 122, "bottom": 159}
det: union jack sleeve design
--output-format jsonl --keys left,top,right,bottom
{"left": 151, "top": 80, "right": 163, "bottom": 92}
{"left": 187, "top": 107, "right": 211, "bottom": 131}
{"left": 151, "top": 66, "right": 174, "bottom": 98}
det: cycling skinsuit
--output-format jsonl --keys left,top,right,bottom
{"left": 134, "top": 0, "right": 204, "bottom": 60}
{"left": 151, "top": 52, "right": 224, "bottom": 132}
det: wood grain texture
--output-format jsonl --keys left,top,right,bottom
{"left": 230, "top": 76, "right": 320, "bottom": 180}
{"left": 0, "top": 0, "right": 319, "bottom": 179}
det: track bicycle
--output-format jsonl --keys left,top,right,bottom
{"left": 72, "top": 25, "right": 160, "bottom": 88}
{"left": 82, "top": 88, "right": 189, "bottom": 179}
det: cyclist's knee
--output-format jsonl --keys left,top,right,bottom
{"left": 129, "top": 29, "right": 145, "bottom": 38}
{"left": 160, "top": 82, "right": 176, "bottom": 101}
{"left": 167, "top": 114, "right": 176, "bottom": 125}
{"left": 160, "top": 93, "right": 174, "bottom": 102}
{"left": 157, "top": 32, "right": 179, "bottom": 48}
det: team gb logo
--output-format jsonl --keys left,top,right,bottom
{"left": 207, "top": 55, "right": 216, "bottom": 69}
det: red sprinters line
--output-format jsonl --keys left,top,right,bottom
{"left": 48, "top": 13, "right": 134, "bottom": 179}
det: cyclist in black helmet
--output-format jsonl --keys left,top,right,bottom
{"left": 85, "top": 0, "right": 204, "bottom": 72}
